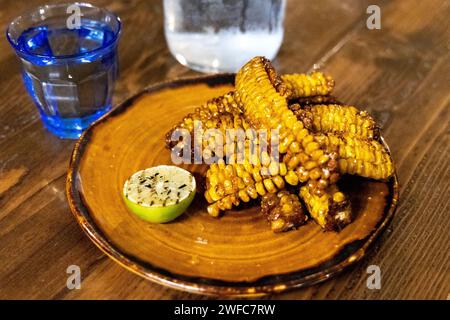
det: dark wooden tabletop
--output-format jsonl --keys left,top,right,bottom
{"left": 0, "top": 0, "right": 449, "bottom": 299}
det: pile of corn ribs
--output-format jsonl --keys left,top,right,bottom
{"left": 165, "top": 57, "right": 393, "bottom": 233}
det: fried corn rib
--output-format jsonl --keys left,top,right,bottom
{"left": 261, "top": 190, "right": 308, "bottom": 232}
{"left": 300, "top": 184, "right": 351, "bottom": 231}
{"left": 314, "top": 133, "right": 393, "bottom": 180}
{"left": 205, "top": 160, "right": 287, "bottom": 217}
{"left": 165, "top": 91, "right": 241, "bottom": 149}
{"left": 281, "top": 72, "right": 335, "bottom": 99}
{"left": 291, "top": 104, "right": 380, "bottom": 140}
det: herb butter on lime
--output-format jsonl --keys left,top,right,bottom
{"left": 123, "top": 165, "right": 196, "bottom": 223}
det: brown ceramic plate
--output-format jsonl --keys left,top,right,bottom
{"left": 66, "top": 74, "right": 398, "bottom": 297}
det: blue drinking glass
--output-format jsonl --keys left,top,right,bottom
{"left": 6, "top": 3, "right": 121, "bottom": 139}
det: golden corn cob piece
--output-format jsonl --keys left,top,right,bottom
{"left": 165, "top": 91, "right": 241, "bottom": 149}
{"left": 205, "top": 159, "right": 287, "bottom": 217}
{"left": 198, "top": 112, "right": 252, "bottom": 163}
{"left": 314, "top": 133, "right": 393, "bottom": 180}
{"left": 300, "top": 184, "right": 352, "bottom": 231}
{"left": 292, "top": 104, "right": 380, "bottom": 140}
{"left": 168, "top": 108, "right": 260, "bottom": 163}
{"left": 281, "top": 72, "right": 335, "bottom": 99}
{"left": 261, "top": 190, "right": 308, "bottom": 232}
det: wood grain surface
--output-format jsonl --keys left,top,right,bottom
{"left": 0, "top": 0, "right": 449, "bottom": 299}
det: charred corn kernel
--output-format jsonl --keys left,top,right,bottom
{"left": 252, "top": 168, "right": 262, "bottom": 182}
{"left": 268, "top": 161, "right": 279, "bottom": 176}
{"left": 238, "top": 190, "right": 250, "bottom": 202}
{"left": 204, "top": 190, "right": 213, "bottom": 203}
{"left": 255, "top": 181, "right": 267, "bottom": 196}
{"left": 282, "top": 203, "right": 293, "bottom": 213}
{"left": 285, "top": 170, "right": 299, "bottom": 185}
{"left": 318, "top": 154, "right": 330, "bottom": 165}
{"left": 333, "top": 192, "right": 345, "bottom": 203}
{"left": 237, "top": 177, "right": 246, "bottom": 189}
{"left": 263, "top": 178, "right": 277, "bottom": 193}
{"left": 309, "top": 168, "right": 322, "bottom": 180}
{"left": 223, "top": 179, "right": 234, "bottom": 194}
{"left": 304, "top": 160, "right": 317, "bottom": 170}
{"left": 206, "top": 188, "right": 220, "bottom": 202}
{"left": 295, "top": 104, "right": 380, "bottom": 140}
{"left": 261, "top": 151, "right": 271, "bottom": 166}
{"left": 311, "top": 149, "right": 326, "bottom": 164}
{"left": 287, "top": 155, "right": 301, "bottom": 169}
{"left": 217, "top": 171, "right": 226, "bottom": 182}
{"left": 279, "top": 162, "right": 287, "bottom": 176}
{"left": 272, "top": 175, "right": 285, "bottom": 189}
{"left": 305, "top": 142, "right": 320, "bottom": 155}
{"left": 296, "top": 128, "right": 309, "bottom": 142}
{"left": 218, "top": 159, "right": 226, "bottom": 170}
{"left": 296, "top": 166, "right": 309, "bottom": 182}
{"left": 271, "top": 219, "right": 286, "bottom": 231}
{"left": 224, "top": 165, "right": 234, "bottom": 177}
{"left": 289, "top": 141, "right": 301, "bottom": 153}
{"left": 243, "top": 161, "right": 253, "bottom": 173}
{"left": 301, "top": 135, "right": 314, "bottom": 148}
{"left": 242, "top": 172, "right": 253, "bottom": 185}
{"left": 318, "top": 179, "right": 328, "bottom": 189}
{"left": 330, "top": 173, "right": 340, "bottom": 184}
{"left": 279, "top": 135, "right": 294, "bottom": 153}
{"left": 245, "top": 184, "right": 257, "bottom": 198}
{"left": 235, "top": 164, "right": 245, "bottom": 177}
{"left": 250, "top": 153, "right": 260, "bottom": 166}
{"left": 260, "top": 166, "right": 270, "bottom": 177}
{"left": 208, "top": 174, "right": 219, "bottom": 186}
{"left": 207, "top": 204, "right": 220, "bottom": 217}
{"left": 292, "top": 121, "right": 303, "bottom": 134}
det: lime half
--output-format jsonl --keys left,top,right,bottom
{"left": 123, "top": 165, "right": 196, "bottom": 223}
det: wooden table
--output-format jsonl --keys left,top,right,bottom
{"left": 0, "top": 0, "right": 448, "bottom": 299}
